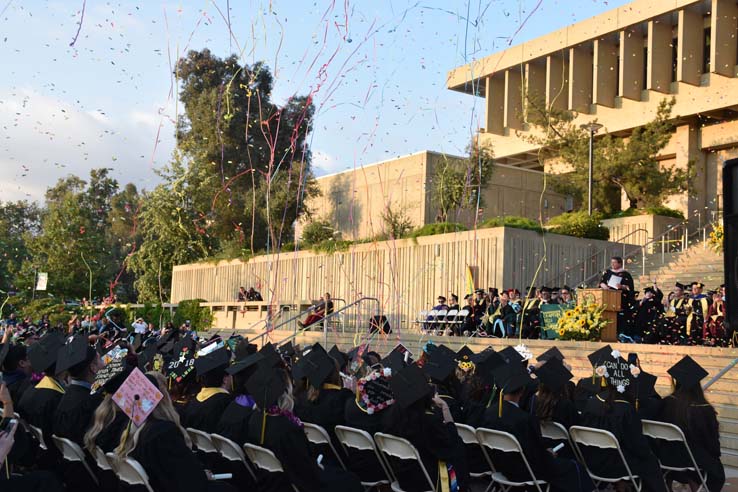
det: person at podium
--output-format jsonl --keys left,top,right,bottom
{"left": 599, "top": 256, "right": 636, "bottom": 336}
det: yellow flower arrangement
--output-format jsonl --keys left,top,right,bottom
{"left": 708, "top": 222, "right": 723, "bottom": 253}
{"left": 556, "top": 299, "right": 609, "bottom": 341}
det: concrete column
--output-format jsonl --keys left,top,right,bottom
{"left": 619, "top": 28, "right": 644, "bottom": 100}
{"left": 677, "top": 8, "right": 704, "bottom": 85}
{"left": 711, "top": 0, "right": 738, "bottom": 77}
{"left": 674, "top": 124, "right": 706, "bottom": 227}
{"left": 546, "top": 53, "right": 569, "bottom": 110}
{"left": 485, "top": 74, "right": 505, "bottom": 135}
{"left": 593, "top": 39, "right": 618, "bottom": 107}
{"left": 525, "top": 61, "right": 546, "bottom": 104}
{"left": 505, "top": 69, "right": 524, "bottom": 130}
{"left": 569, "top": 45, "right": 593, "bottom": 112}
{"left": 648, "top": 20, "right": 673, "bottom": 93}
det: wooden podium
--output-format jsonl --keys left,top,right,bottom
{"left": 577, "top": 289, "right": 622, "bottom": 342}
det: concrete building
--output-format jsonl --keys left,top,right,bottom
{"left": 301, "top": 150, "right": 567, "bottom": 241}
{"left": 447, "top": 0, "right": 738, "bottom": 226}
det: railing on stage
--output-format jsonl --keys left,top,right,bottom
{"left": 248, "top": 298, "right": 347, "bottom": 346}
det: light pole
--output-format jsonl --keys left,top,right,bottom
{"left": 580, "top": 122, "right": 603, "bottom": 216}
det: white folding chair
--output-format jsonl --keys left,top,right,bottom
{"left": 475, "top": 428, "right": 550, "bottom": 492}
{"left": 92, "top": 445, "right": 113, "bottom": 472}
{"left": 374, "top": 432, "right": 435, "bottom": 492}
{"left": 641, "top": 419, "right": 709, "bottom": 491}
{"left": 454, "top": 423, "right": 493, "bottom": 480}
{"left": 539, "top": 421, "right": 581, "bottom": 463}
{"left": 302, "top": 422, "right": 347, "bottom": 470}
{"left": 28, "top": 424, "right": 48, "bottom": 451}
{"left": 187, "top": 427, "right": 218, "bottom": 454}
{"left": 114, "top": 456, "right": 155, "bottom": 492}
{"left": 415, "top": 311, "right": 428, "bottom": 323}
{"left": 243, "top": 443, "right": 299, "bottom": 492}
{"left": 335, "top": 425, "right": 393, "bottom": 490}
{"left": 51, "top": 435, "right": 99, "bottom": 485}
{"left": 569, "top": 425, "right": 642, "bottom": 491}
{"left": 211, "top": 433, "right": 257, "bottom": 481}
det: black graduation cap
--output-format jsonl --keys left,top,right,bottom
{"left": 472, "top": 349, "right": 506, "bottom": 385}
{"left": 28, "top": 331, "right": 65, "bottom": 373}
{"left": 535, "top": 358, "right": 573, "bottom": 392}
{"left": 690, "top": 281, "right": 705, "bottom": 289}
{"left": 131, "top": 334, "right": 144, "bottom": 352}
{"left": 536, "top": 346, "right": 565, "bottom": 362}
{"left": 329, "top": 345, "right": 348, "bottom": 368}
{"left": 675, "top": 282, "right": 687, "bottom": 290}
{"left": 226, "top": 352, "right": 264, "bottom": 376}
{"left": 499, "top": 346, "right": 524, "bottom": 365}
{"left": 167, "top": 343, "right": 196, "bottom": 381}
{"left": 456, "top": 345, "right": 475, "bottom": 361}
{"left": 587, "top": 345, "right": 613, "bottom": 368}
{"left": 156, "top": 331, "right": 176, "bottom": 349}
{"left": 540, "top": 286, "right": 552, "bottom": 293}
{"left": 380, "top": 350, "right": 406, "bottom": 374}
{"left": 643, "top": 287, "right": 656, "bottom": 295}
{"left": 258, "top": 343, "right": 282, "bottom": 368}
{"left": 56, "top": 335, "right": 95, "bottom": 375}
{"left": 667, "top": 355, "right": 708, "bottom": 389}
{"left": 494, "top": 363, "right": 531, "bottom": 394}
{"left": 138, "top": 343, "right": 157, "bottom": 370}
{"left": 390, "top": 364, "right": 431, "bottom": 408}
{"left": 422, "top": 348, "right": 456, "bottom": 382}
{"left": 246, "top": 366, "right": 287, "bottom": 409}
{"left": 633, "top": 370, "right": 658, "bottom": 399}
{"left": 279, "top": 341, "right": 296, "bottom": 357}
{"left": 302, "top": 346, "right": 336, "bottom": 388}
{"left": 194, "top": 347, "right": 231, "bottom": 377}
{"left": 92, "top": 356, "right": 132, "bottom": 394}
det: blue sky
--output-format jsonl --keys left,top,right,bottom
{"left": 0, "top": 0, "right": 628, "bottom": 202}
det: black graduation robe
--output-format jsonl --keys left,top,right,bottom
{"left": 246, "top": 412, "right": 361, "bottom": 492}
{"left": 95, "top": 410, "right": 130, "bottom": 453}
{"left": 342, "top": 398, "right": 397, "bottom": 483}
{"left": 635, "top": 296, "right": 664, "bottom": 342}
{"left": 294, "top": 386, "right": 353, "bottom": 431}
{"left": 482, "top": 400, "right": 592, "bottom": 492}
{"left": 580, "top": 391, "right": 666, "bottom": 492}
{"left": 4, "top": 371, "right": 33, "bottom": 406}
{"left": 53, "top": 382, "right": 104, "bottom": 445}
{"left": 130, "top": 418, "right": 230, "bottom": 492}
{"left": 216, "top": 400, "right": 254, "bottom": 445}
{"left": 17, "top": 376, "right": 65, "bottom": 440}
{"left": 181, "top": 389, "right": 234, "bottom": 433}
{"left": 657, "top": 395, "right": 724, "bottom": 491}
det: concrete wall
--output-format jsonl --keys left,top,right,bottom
{"left": 301, "top": 151, "right": 568, "bottom": 241}
{"left": 171, "top": 226, "right": 625, "bottom": 330}
{"left": 602, "top": 214, "right": 683, "bottom": 251}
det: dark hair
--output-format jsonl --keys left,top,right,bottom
{"left": 2, "top": 344, "right": 27, "bottom": 372}
{"left": 535, "top": 383, "right": 561, "bottom": 422}
{"left": 68, "top": 347, "right": 98, "bottom": 379}
{"left": 671, "top": 383, "right": 714, "bottom": 431}
{"left": 611, "top": 256, "right": 623, "bottom": 264}
{"left": 201, "top": 368, "right": 227, "bottom": 387}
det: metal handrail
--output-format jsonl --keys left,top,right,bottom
{"left": 703, "top": 358, "right": 738, "bottom": 390}
{"left": 276, "top": 296, "right": 380, "bottom": 347}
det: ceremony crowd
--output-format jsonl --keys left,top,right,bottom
{"left": 426, "top": 257, "right": 730, "bottom": 347}
{"left": 0, "top": 309, "right": 726, "bottom": 492}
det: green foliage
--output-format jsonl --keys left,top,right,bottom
{"left": 172, "top": 299, "right": 213, "bottom": 331}
{"left": 410, "top": 222, "right": 467, "bottom": 240}
{"left": 606, "top": 206, "right": 684, "bottom": 220}
{"left": 380, "top": 204, "right": 414, "bottom": 239}
{"left": 431, "top": 145, "right": 495, "bottom": 222}
{"left": 547, "top": 212, "right": 610, "bottom": 240}
{"left": 527, "top": 97, "right": 688, "bottom": 214}
{"left": 480, "top": 216, "right": 543, "bottom": 232}
{"left": 309, "top": 239, "right": 353, "bottom": 254}
{"left": 132, "top": 303, "right": 173, "bottom": 329}
{"left": 9, "top": 297, "right": 78, "bottom": 326}
{"left": 301, "top": 219, "right": 337, "bottom": 246}
{"left": 0, "top": 200, "right": 41, "bottom": 293}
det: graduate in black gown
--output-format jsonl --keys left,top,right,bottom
{"left": 1, "top": 343, "right": 34, "bottom": 405}
{"left": 635, "top": 285, "right": 665, "bottom": 343}
{"left": 181, "top": 347, "right": 234, "bottom": 433}
{"left": 53, "top": 335, "right": 104, "bottom": 445}
{"left": 579, "top": 349, "right": 666, "bottom": 492}
{"left": 386, "top": 364, "right": 471, "bottom": 492}
{"left": 422, "top": 345, "right": 464, "bottom": 422}
{"left": 532, "top": 357, "right": 579, "bottom": 456}
{"left": 115, "top": 371, "right": 236, "bottom": 492}
{"left": 216, "top": 352, "right": 263, "bottom": 444}
{"left": 482, "top": 363, "right": 592, "bottom": 492}
{"left": 657, "top": 356, "right": 724, "bottom": 491}
{"left": 245, "top": 365, "right": 362, "bottom": 492}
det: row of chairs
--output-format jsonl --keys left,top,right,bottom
{"left": 414, "top": 309, "right": 469, "bottom": 328}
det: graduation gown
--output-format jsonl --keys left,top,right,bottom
{"left": 342, "top": 398, "right": 397, "bottom": 482}
{"left": 635, "top": 297, "right": 664, "bottom": 342}
{"left": 53, "top": 382, "right": 104, "bottom": 445}
{"left": 17, "top": 376, "right": 65, "bottom": 440}
{"left": 687, "top": 295, "right": 711, "bottom": 343}
{"left": 657, "top": 396, "right": 725, "bottom": 491}
{"left": 4, "top": 371, "right": 33, "bottom": 406}
{"left": 580, "top": 392, "right": 666, "bottom": 492}
{"left": 246, "top": 412, "right": 361, "bottom": 492}
{"left": 181, "top": 388, "right": 234, "bottom": 433}
{"left": 294, "top": 386, "right": 353, "bottom": 431}
{"left": 216, "top": 400, "right": 254, "bottom": 445}
{"left": 95, "top": 410, "right": 130, "bottom": 453}
{"left": 482, "top": 400, "right": 592, "bottom": 492}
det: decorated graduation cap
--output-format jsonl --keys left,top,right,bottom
{"left": 422, "top": 347, "right": 456, "bottom": 382}
{"left": 356, "top": 369, "right": 395, "bottom": 414}
{"left": 28, "top": 331, "right": 65, "bottom": 373}
{"left": 587, "top": 345, "right": 613, "bottom": 368}
{"left": 56, "top": 335, "right": 97, "bottom": 375}
{"left": 112, "top": 368, "right": 164, "bottom": 427}
{"left": 92, "top": 356, "right": 133, "bottom": 394}
{"left": 194, "top": 347, "right": 230, "bottom": 377}
{"left": 390, "top": 364, "right": 431, "bottom": 409}
{"left": 535, "top": 358, "right": 573, "bottom": 392}
{"left": 226, "top": 352, "right": 264, "bottom": 376}
{"left": 594, "top": 348, "right": 636, "bottom": 394}
{"left": 667, "top": 355, "right": 708, "bottom": 389}
{"left": 536, "top": 346, "right": 564, "bottom": 363}
{"left": 456, "top": 345, "right": 475, "bottom": 360}
{"left": 166, "top": 341, "right": 196, "bottom": 382}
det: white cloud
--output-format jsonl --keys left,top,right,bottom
{"left": 312, "top": 149, "right": 345, "bottom": 176}
{"left": 0, "top": 88, "right": 174, "bottom": 202}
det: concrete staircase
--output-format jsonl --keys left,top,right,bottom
{"left": 224, "top": 326, "right": 738, "bottom": 470}
{"left": 636, "top": 241, "right": 725, "bottom": 291}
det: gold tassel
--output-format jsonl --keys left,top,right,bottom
{"left": 260, "top": 409, "right": 267, "bottom": 445}
{"left": 498, "top": 388, "right": 504, "bottom": 418}
{"left": 636, "top": 398, "right": 640, "bottom": 411}
{"left": 592, "top": 366, "right": 596, "bottom": 385}
{"left": 600, "top": 376, "right": 607, "bottom": 388}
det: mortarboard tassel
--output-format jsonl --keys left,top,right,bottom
{"left": 486, "top": 384, "right": 497, "bottom": 409}
{"left": 636, "top": 398, "right": 640, "bottom": 411}
{"left": 592, "top": 366, "right": 596, "bottom": 385}
{"left": 600, "top": 376, "right": 607, "bottom": 388}
{"left": 498, "top": 388, "right": 504, "bottom": 418}
{"left": 260, "top": 409, "right": 267, "bottom": 445}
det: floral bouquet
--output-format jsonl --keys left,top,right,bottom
{"left": 556, "top": 300, "right": 608, "bottom": 341}
{"left": 708, "top": 222, "right": 723, "bottom": 253}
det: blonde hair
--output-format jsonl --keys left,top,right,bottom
{"left": 83, "top": 394, "right": 118, "bottom": 453}
{"left": 114, "top": 371, "right": 191, "bottom": 457}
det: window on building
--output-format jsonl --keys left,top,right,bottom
{"left": 615, "top": 55, "right": 621, "bottom": 96}
{"left": 703, "top": 26, "right": 711, "bottom": 73}
{"left": 642, "top": 46, "right": 648, "bottom": 90}
{"left": 671, "top": 37, "right": 678, "bottom": 82}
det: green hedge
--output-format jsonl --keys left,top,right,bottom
{"left": 547, "top": 212, "right": 610, "bottom": 240}
{"left": 410, "top": 222, "right": 467, "bottom": 240}
{"left": 606, "top": 206, "right": 684, "bottom": 220}
{"left": 480, "top": 216, "right": 543, "bottom": 233}
{"left": 172, "top": 299, "right": 213, "bottom": 331}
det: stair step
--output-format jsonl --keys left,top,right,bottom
{"left": 719, "top": 418, "right": 738, "bottom": 435}
{"left": 722, "top": 448, "right": 738, "bottom": 468}
{"left": 721, "top": 432, "right": 738, "bottom": 452}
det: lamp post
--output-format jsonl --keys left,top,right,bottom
{"left": 580, "top": 122, "right": 603, "bottom": 216}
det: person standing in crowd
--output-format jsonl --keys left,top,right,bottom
{"left": 635, "top": 284, "right": 664, "bottom": 343}
{"left": 703, "top": 284, "right": 726, "bottom": 346}
{"left": 237, "top": 286, "right": 247, "bottom": 302}
{"left": 132, "top": 317, "right": 148, "bottom": 334}
{"left": 297, "top": 293, "right": 334, "bottom": 328}
{"left": 246, "top": 287, "right": 263, "bottom": 301}
{"left": 660, "top": 282, "right": 690, "bottom": 344}
{"left": 599, "top": 256, "right": 636, "bottom": 335}
{"left": 486, "top": 290, "right": 516, "bottom": 337}
{"left": 687, "top": 282, "right": 711, "bottom": 345}
{"left": 558, "top": 286, "right": 575, "bottom": 309}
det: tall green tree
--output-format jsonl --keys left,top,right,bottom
{"left": 431, "top": 144, "right": 495, "bottom": 222}
{"left": 527, "top": 97, "right": 688, "bottom": 214}
{"left": 0, "top": 201, "right": 41, "bottom": 293}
